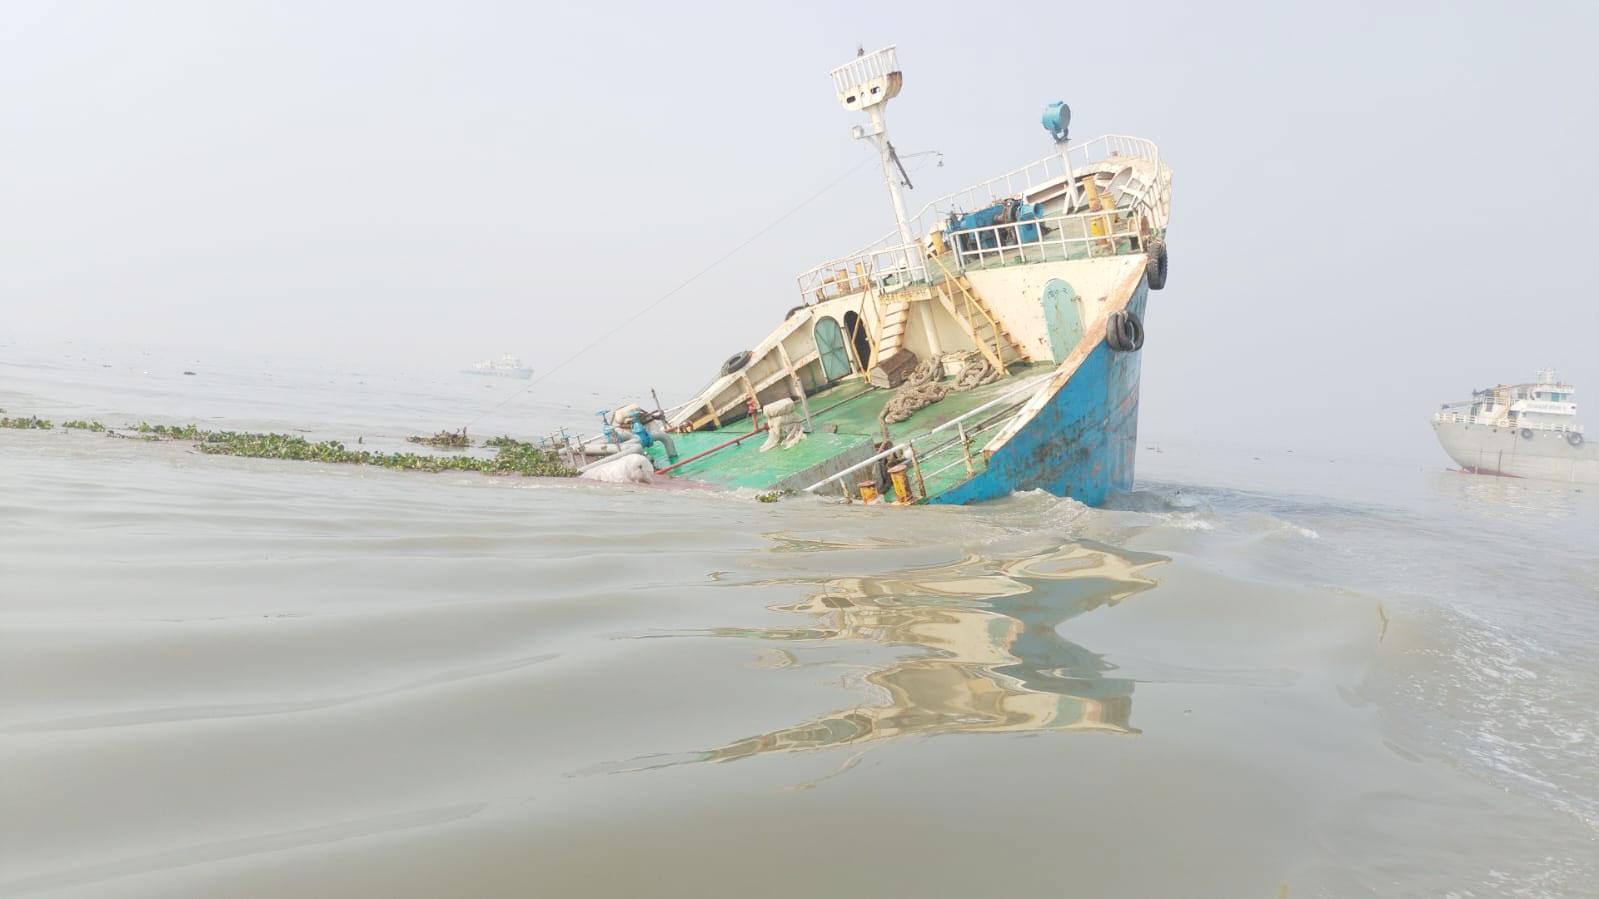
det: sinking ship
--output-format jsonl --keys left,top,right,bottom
{"left": 1432, "top": 369, "right": 1595, "bottom": 484}
{"left": 585, "top": 46, "right": 1173, "bottom": 506}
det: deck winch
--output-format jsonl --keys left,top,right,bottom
{"left": 947, "top": 198, "right": 1047, "bottom": 249}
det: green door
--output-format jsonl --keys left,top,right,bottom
{"left": 1041, "top": 279, "right": 1084, "bottom": 363}
{"left": 814, "top": 316, "right": 852, "bottom": 382}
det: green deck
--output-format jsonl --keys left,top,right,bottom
{"left": 659, "top": 367, "right": 1037, "bottom": 495}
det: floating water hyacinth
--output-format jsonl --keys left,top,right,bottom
{"left": 191, "top": 429, "right": 575, "bottom": 477}
{"left": 136, "top": 422, "right": 204, "bottom": 440}
{"left": 10, "top": 416, "right": 575, "bottom": 478}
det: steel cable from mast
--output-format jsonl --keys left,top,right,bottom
{"left": 463, "top": 153, "right": 877, "bottom": 430}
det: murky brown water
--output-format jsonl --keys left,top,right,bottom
{"left": 4, "top": 350, "right": 1598, "bottom": 897}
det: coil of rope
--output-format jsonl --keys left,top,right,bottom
{"left": 878, "top": 351, "right": 1001, "bottom": 425}
{"left": 951, "top": 349, "right": 1001, "bottom": 391}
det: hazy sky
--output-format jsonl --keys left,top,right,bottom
{"left": 4, "top": 0, "right": 1595, "bottom": 459}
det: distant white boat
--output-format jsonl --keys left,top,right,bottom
{"left": 1432, "top": 368, "right": 1595, "bottom": 484}
{"left": 464, "top": 354, "right": 533, "bottom": 380}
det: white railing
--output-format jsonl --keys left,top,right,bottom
{"left": 799, "top": 201, "right": 1160, "bottom": 301}
{"left": 908, "top": 134, "right": 1166, "bottom": 237}
{"left": 946, "top": 204, "right": 1154, "bottom": 270}
{"left": 803, "top": 372, "right": 1054, "bottom": 499}
{"left": 794, "top": 134, "right": 1170, "bottom": 303}
{"left": 796, "top": 240, "right": 928, "bottom": 302}
{"left": 1432, "top": 411, "right": 1584, "bottom": 433}
{"left": 831, "top": 46, "right": 899, "bottom": 95}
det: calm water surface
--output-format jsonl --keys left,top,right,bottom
{"left": 3, "top": 346, "right": 1597, "bottom": 897}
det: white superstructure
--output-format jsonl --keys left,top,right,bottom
{"left": 1432, "top": 369, "right": 1596, "bottom": 483}
{"left": 463, "top": 354, "right": 533, "bottom": 379}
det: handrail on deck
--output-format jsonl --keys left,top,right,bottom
{"left": 794, "top": 134, "right": 1170, "bottom": 303}
{"left": 1432, "top": 411, "right": 1584, "bottom": 433}
{"left": 802, "top": 372, "right": 1054, "bottom": 497}
{"left": 944, "top": 206, "right": 1153, "bottom": 270}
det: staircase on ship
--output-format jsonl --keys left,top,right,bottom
{"left": 870, "top": 253, "right": 1028, "bottom": 384}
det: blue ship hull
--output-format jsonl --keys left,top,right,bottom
{"left": 930, "top": 277, "right": 1148, "bottom": 507}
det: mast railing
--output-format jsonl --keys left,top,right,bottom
{"left": 830, "top": 46, "right": 900, "bottom": 95}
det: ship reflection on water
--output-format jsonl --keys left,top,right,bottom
{"left": 619, "top": 539, "right": 1166, "bottom": 772}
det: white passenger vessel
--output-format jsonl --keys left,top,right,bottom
{"left": 1432, "top": 369, "right": 1595, "bottom": 484}
{"left": 463, "top": 354, "right": 533, "bottom": 380}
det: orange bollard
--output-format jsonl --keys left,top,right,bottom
{"left": 888, "top": 464, "right": 912, "bottom": 504}
{"left": 857, "top": 481, "right": 879, "bottom": 504}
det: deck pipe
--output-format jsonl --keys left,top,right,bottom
{"left": 654, "top": 418, "right": 765, "bottom": 476}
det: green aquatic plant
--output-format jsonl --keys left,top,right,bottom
{"left": 194, "top": 429, "right": 575, "bottom": 478}
{"left": 134, "top": 422, "right": 204, "bottom": 440}
{"left": 15, "top": 415, "right": 574, "bottom": 478}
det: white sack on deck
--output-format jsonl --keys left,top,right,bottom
{"left": 579, "top": 453, "right": 654, "bottom": 485}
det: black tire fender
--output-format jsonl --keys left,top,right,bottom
{"left": 1568, "top": 431, "right": 1585, "bottom": 447}
{"left": 1519, "top": 427, "right": 1534, "bottom": 440}
{"left": 1145, "top": 239, "right": 1169, "bottom": 290}
{"left": 1106, "top": 310, "right": 1145, "bottom": 352}
{"left": 720, "top": 350, "right": 753, "bottom": 376}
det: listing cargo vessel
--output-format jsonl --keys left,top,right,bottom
{"left": 1432, "top": 369, "right": 1595, "bottom": 484}
{"left": 580, "top": 46, "right": 1173, "bottom": 506}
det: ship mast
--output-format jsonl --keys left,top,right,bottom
{"left": 831, "top": 47, "right": 913, "bottom": 250}
{"left": 830, "top": 45, "right": 942, "bottom": 357}
{"left": 866, "top": 103, "right": 915, "bottom": 250}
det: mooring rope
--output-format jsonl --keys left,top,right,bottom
{"left": 878, "top": 351, "right": 1002, "bottom": 425}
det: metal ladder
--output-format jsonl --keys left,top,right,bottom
{"left": 928, "top": 254, "right": 1027, "bottom": 375}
